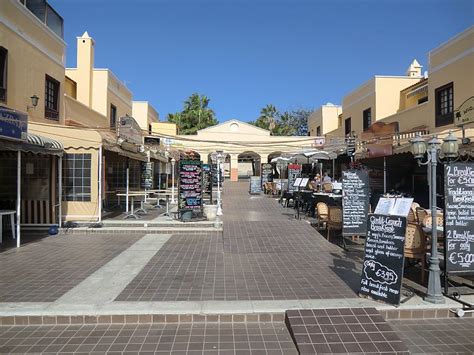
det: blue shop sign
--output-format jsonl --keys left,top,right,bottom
{"left": 0, "top": 107, "right": 28, "bottom": 141}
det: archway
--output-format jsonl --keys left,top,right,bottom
{"left": 237, "top": 151, "right": 261, "bottom": 179}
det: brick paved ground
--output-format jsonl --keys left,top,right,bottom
{"left": 117, "top": 182, "right": 357, "bottom": 301}
{"left": 286, "top": 308, "right": 409, "bottom": 354}
{"left": 0, "top": 322, "right": 297, "bottom": 354}
{"left": 0, "top": 234, "right": 143, "bottom": 302}
{"left": 389, "top": 318, "right": 474, "bottom": 354}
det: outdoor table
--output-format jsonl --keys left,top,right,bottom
{"left": 153, "top": 193, "right": 172, "bottom": 219}
{"left": 0, "top": 210, "right": 16, "bottom": 244}
{"left": 116, "top": 192, "right": 147, "bottom": 219}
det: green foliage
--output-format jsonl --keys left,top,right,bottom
{"left": 167, "top": 93, "right": 218, "bottom": 135}
{"left": 249, "top": 105, "right": 311, "bottom": 136}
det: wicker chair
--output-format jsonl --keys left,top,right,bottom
{"left": 327, "top": 206, "right": 343, "bottom": 242}
{"left": 407, "top": 208, "right": 417, "bottom": 223}
{"left": 404, "top": 223, "right": 427, "bottom": 284}
{"left": 416, "top": 207, "right": 429, "bottom": 226}
{"left": 322, "top": 182, "right": 333, "bottom": 193}
{"left": 316, "top": 202, "right": 329, "bottom": 230}
{"left": 422, "top": 213, "right": 444, "bottom": 228}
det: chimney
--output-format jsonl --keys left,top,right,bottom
{"left": 76, "top": 31, "right": 94, "bottom": 107}
{"left": 406, "top": 59, "right": 422, "bottom": 77}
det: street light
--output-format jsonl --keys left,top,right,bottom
{"left": 211, "top": 151, "right": 225, "bottom": 216}
{"left": 171, "top": 158, "right": 176, "bottom": 203}
{"left": 410, "top": 132, "right": 460, "bottom": 304}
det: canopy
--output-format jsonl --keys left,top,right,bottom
{"left": 0, "top": 133, "right": 63, "bottom": 156}
{"left": 309, "top": 151, "right": 337, "bottom": 161}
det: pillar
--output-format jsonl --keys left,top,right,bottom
{"left": 230, "top": 153, "right": 239, "bottom": 182}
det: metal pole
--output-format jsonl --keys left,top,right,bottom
{"left": 171, "top": 159, "right": 176, "bottom": 203}
{"left": 98, "top": 145, "right": 102, "bottom": 223}
{"left": 16, "top": 150, "right": 21, "bottom": 248}
{"left": 217, "top": 157, "right": 223, "bottom": 215}
{"left": 427, "top": 163, "right": 431, "bottom": 207}
{"left": 383, "top": 156, "right": 387, "bottom": 193}
{"left": 126, "top": 159, "right": 130, "bottom": 213}
{"left": 58, "top": 156, "right": 62, "bottom": 228}
{"left": 332, "top": 159, "right": 335, "bottom": 181}
{"left": 425, "top": 144, "right": 444, "bottom": 304}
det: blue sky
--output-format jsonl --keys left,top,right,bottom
{"left": 50, "top": 0, "right": 472, "bottom": 122}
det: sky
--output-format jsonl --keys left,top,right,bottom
{"left": 49, "top": 0, "right": 473, "bottom": 123}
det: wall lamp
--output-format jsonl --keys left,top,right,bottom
{"left": 27, "top": 95, "right": 39, "bottom": 111}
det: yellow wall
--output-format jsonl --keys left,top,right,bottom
{"left": 375, "top": 76, "right": 422, "bottom": 120}
{"left": 152, "top": 122, "right": 178, "bottom": 136}
{"left": 341, "top": 79, "right": 376, "bottom": 135}
{"left": 132, "top": 101, "right": 159, "bottom": 131}
{"left": 0, "top": 0, "right": 65, "bottom": 124}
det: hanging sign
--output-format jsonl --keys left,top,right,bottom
{"left": 288, "top": 164, "right": 302, "bottom": 192}
{"left": 454, "top": 96, "right": 474, "bottom": 126}
{"left": 359, "top": 214, "right": 407, "bottom": 305}
{"left": 444, "top": 163, "right": 474, "bottom": 273}
{"left": 342, "top": 169, "right": 370, "bottom": 236}
{"left": 178, "top": 160, "right": 202, "bottom": 211}
{"left": 261, "top": 163, "right": 273, "bottom": 189}
{"left": 0, "top": 107, "right": 28, "bottom": 142}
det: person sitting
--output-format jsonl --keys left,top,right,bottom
{"left": 310, "top": 174, "right": 320, "bottom": 190}
{"left": 323, "top": 172, "right": 332, "bottom": 183}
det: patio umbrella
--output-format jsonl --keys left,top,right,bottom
{"left": 309, "top": 150, "right": 338, "bottom": 180}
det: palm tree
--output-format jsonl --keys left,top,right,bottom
{"left": 259, "top": 104, "right": 278, "bottom": 131}
{"left": 168, "top": 93, "right": 217, "bottom": 134}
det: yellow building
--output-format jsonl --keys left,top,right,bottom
{"left": 307, "top": 103, "right": 342, "bottom": 136}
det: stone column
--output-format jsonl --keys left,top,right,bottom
{"left": 230, "top": 153, "right": 239, "bottom": 182}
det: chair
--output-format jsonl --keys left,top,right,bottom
{"left": 327, "top": 206, "right": 343, "bottom": 242}
{"left": 416, "top": 207, "right": 429, "bottom": 226}
{"left": 422, "top": 213, "right": 444, "bottom": 228}
{"left": 404, "top": 223, "right": 427, "bottom": 284}
{"left": 316, "top": 202, "right": 329, "bottom": 230}
{"left": 322, "top": 183, "right": 333, "bottom": 193}
{"left": 407, "top": 208, "right": 417, "bottom": 223}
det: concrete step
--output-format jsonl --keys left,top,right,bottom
{"left": 60, "top": 226, "right": 222, "bottom": 234}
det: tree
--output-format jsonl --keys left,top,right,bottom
{"left": 249, "top": 105, "right": 310, "bottom": 136}
{"left": 167, "top": 93, "right": 218, "bottom": 134}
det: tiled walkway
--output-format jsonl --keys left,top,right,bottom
{"left": 389, "top": 318, "right": 474, "bottom": 354}
{"left": 0, "top": 322, "right": 297, "bottom": 354}
{"left": 0, "top": 234, "right": 142, "bottom": 302}
{"left": 116, "top": 182, "right": 357, "bottom": 301}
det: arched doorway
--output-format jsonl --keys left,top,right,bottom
{"left": 237, "top": 151, "right": 261, "bottom": 179}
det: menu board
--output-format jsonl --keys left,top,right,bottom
{"left": 249, "top": 176, "right": 262, "bottom": 194}
{"left": 359, "top": 214, "right": 407, "bottom": 305}
{"left": 261, "top": 163, "right": 273, "bottom": 188}
{"left": 444, "top": 163, "right": 474, "bottom": 273}
{"left": 178, "top": 160, "right": 202, "bottom": 211}
{"left": 342, "top": 169, "right": 369, "bottom": 236}
{"left": 288, "top": 164, "right": 302, "bottom": 192}
{"left": 141, "top": 162, "right": 153, "bottom": 189}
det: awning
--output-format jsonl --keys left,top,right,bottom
{"left": 0, "top": 133, "right": 63, "bottom": 156}
{"left": 102, "top": 140, "right": 147, "bottom": 162}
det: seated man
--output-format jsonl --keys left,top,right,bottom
{"left": 310, "top": 174, "right": 320, "bottom": 190}
{"left": 323, "top": 172, "right": 332, "bottom": 183}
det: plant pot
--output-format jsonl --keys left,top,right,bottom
{"left": 204, "top": 205, "right": 218, "bottom": 221}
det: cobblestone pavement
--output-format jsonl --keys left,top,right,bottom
{"left": 0, "top": 322, "right": 297, "bottom": 355}
{"left": 389, "top": 318, "right": 474, "bottom": 354}
{"left": 0, "top": 234, "right": 143, "bottom": 302}
{"left": 117, "top": 182, "right": 357, "bottom": 301}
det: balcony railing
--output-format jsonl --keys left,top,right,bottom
{"left": 18, "top": 0, "right": 64, "bottom": 39}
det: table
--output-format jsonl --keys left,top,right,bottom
{"left": 153, "top": 193, "right": 172, "bottom": 219}
{"left": 116, "top": 192, "right": 148, "bottom": 219}
{"left": 0, "top": 210, "right": 16, "bottom": 244}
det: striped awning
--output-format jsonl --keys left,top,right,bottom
{"left": 27, "top": 133, "right": 63, "bottom": 150}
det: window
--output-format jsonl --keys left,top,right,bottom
{"left": 435, "top": 82, "right": 454, "bottom": 127}
{"left": 316, "top": 126, "right": 321, "bottom": 136}
{"left": 418, "top": 96, "right": 428, "bottom": 105}
{"left": 45, "top": 75, "right": 60, "bottom": 120}
{"left": 345, "top": 117, "right": 351, "bottom": 136}
{"left": 21, "top": 0, "right": 64, "bottom": 38}
{"left": 63, "top": 153, "right": 91, "bottom": 201}
{"left": 110, "top": 104, "right": 117, "bottom": 128}
{"left": 148, "top": 124, "right": 152, "bottom": 135}
{"left": 0, "top": 47, "right": 7, "bottom": 102}
{"left": 363, "top": 108, "right": 372, "bottom": 131}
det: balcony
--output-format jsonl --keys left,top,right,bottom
{"left": 18, "top": 0, "right": 64, "bottom": 39}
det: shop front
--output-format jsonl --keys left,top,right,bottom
{"left": 0, "top": 107, "right": 63, "bottom": 247}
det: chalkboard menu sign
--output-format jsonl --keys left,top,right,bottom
{"left": 359, "top": 214, "right": 407, "bottom": 305}
{"left": 249, "top": 176, "right": 262, "bottom": 194}
{"left": 444, "top": 163, "right": 474, "bottom": 273}
{"left": 261, "top": 163, "right": 273, "bottom": 189}
{"left": 288, "top": 164, "right": 302, "bottom": 192}
{"left": 141, "top": 162, "right": 153, "bottom": 189}
{"left": 178, "top": 160, "right": 202, "bottom": 211}
{"left": 342, "top": 169, "right": 369, "bottom": 236}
